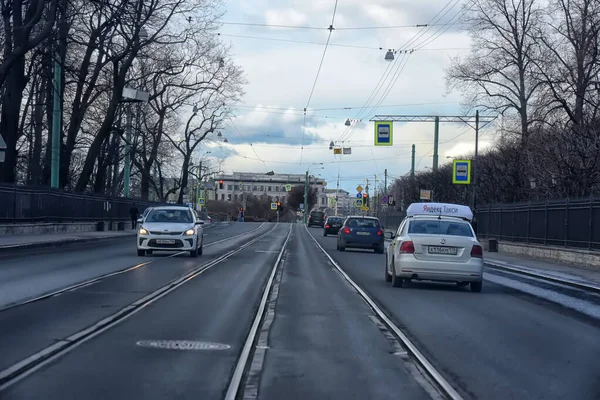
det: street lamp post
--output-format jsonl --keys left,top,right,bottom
{"left": 304, "top": 163, "right": 323, "bottom": 223}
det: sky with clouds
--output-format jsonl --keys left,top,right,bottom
{"left": 205, "top": 0, "right": 495, "bottom": 194}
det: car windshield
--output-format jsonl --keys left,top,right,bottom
{"left": 347, "top": 218, "right": 380, "bottom": 228}
{"left": 408, "top": 219, "right": 473, "bottom": 237}
{"left": 146, "top": 209, "right": 193, "bottom": 223}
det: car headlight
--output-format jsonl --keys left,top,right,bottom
{"left": 184, "top": 229, "right": 195, "bottom": 236}
{"left": 139, "top": 228, "right": 148, "bottom": 235}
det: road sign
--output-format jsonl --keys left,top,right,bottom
{"left": 360, "top": 205, "right": 369, "bottom": 211}
{"left": 452, "top": 159, "right": 471, "bottom": 184}
{"left": 270, "top": 202, "right": 278, "bottom": 210}
{"left": 420, "top": 189, "right": 432, "bottom": 201}
{"left": 343, "top": 147, "right": 351, "bottom": 154}
{"left": 382, "top": 195, "right": 388, "bottom": 204}
{"left": 355, "top": 198, "right": 363, "bottom": 207}
{"left": 198, "top": 198, "right": 205, "bottom": 205}
{"left": 374, "top": 121, "right": 393, "bottom": 146}
{"left": 356, "top": 193, "right": 363, "bottom": 198}
{"left": 299, "top": 203, "right": 304, "bottom": 210}
{"left": 388, "top": 195, "right": 394, "bottom": 205}
{"left": 285, "top": 184, "right": 292, "bottom": 192}
{"left": 356, "top": 185, "right": 363, "bottom": 193}
{"left": 333, "top": 147, "right": 342, "bottom": 154}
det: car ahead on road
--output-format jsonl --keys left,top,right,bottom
{"left": 337, "top": 216, "right": 385, "bottom": 253}
{"left": 308, "top": 210, "right": 326, "bottom": 227}
{"left": 323, "top": 216, "right": 344, "bottom": 236}
{"left": 385, "top": 202, "right": 484, "bottom": 292}
{"left": 137, "top": 206, "right": 204, "bottom": 257}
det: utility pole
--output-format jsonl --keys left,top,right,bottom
{"left": 335, "top": 169, "right": 340, "bottom": 216}
{"left": 473, "top": 110, "right": 479, "bottom": 211}
{"left": 124, "top": 104, "right": 133, "bottom": 197}
{"left": 374, "top": 174, "right": 377, "bottom": 217}
{"left": 384, "top": 169, "right": 388, "bottom": 196}
{"left": 433, "top": 116, "right": 439, "bottom": 171}
{"left": 196, "top": 161, "right": 202, "bottom": 211}
{"left": 365, "top": 178, "right": 369, "bottom": 216}
{"left": 411, "top": 144, "right": 415, "bottom": 176}
{"left": 303, "top": 170, "right": 308, "bottom": 223}
{"left": 50, "top": 53, "right": 62, "bottom": 189}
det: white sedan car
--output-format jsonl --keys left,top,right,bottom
{"left": 137, "top": 206, "right": 204, "bottom": 257}
{"left": 385, "top": 214, "right": 484, "bottom": 292}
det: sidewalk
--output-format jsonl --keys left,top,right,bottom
{"left": 0, "top": 230, "right": 136, "bottom": 251}
{"left": 484, "top": 250, "right": 600, "bottom": 290}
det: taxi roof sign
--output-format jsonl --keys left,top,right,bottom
{"left": 406, "top": 202, "right": 473, "bottom": 221}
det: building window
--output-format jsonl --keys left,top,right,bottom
{"left": 234, "top": 194, "right": 238, "bottom": 201}
{"left": 227, "top": 185, "right": 233, "bottom": 190}
{"left": 221, "top": 194, "right": 225, "bottom": 200}
{"left": 268, "top": 186, "right": 272, "bottom": 191}
{"left": 322, "top": 187, "right": 325, "bottom": 192}
{"left": 227, "top": 194, "right": 232, "bottom": 201}
{"left": 322, "top": 197, "right": 326, "bottom": 205}
{"left": 259, "top": 185, "right": 264, "bottom": 191}
{"left": 252, "top": 185, "right": 257, "bottom": 191}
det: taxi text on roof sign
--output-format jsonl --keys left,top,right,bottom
{"left": 406, "top": 202, "right": 473, "bottom": 221}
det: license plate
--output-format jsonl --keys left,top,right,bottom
{"left": 428, "top": 246, "right": 457, "bottom": 255}
{"left": 357, "top": 232, "right": 370, "bottom": 236}
{"left": 156, "top": 239, "right": 176, "bottom": 244}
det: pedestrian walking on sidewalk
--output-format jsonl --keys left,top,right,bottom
{"left": 129, "top": 204, "right": 140, "bottom": 230}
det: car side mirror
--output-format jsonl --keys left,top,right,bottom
{"left": 137, "top": 218, "right": 143, "bottom": 223}
{"left": 196, "top": 220, "right": 204, "bottom": 225}
{"left": 385, "top": 231, "right": 395, "bottom": 239}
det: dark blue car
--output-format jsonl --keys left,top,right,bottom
{"left": 337, "top": 216, "right": 385, "bottom": 254}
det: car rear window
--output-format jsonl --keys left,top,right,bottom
{"left": 408, "top": 220, "right": 473, "bottom": 237}
{"left": 347, "top": 218, "right": 380, "bottom": 228}
{"left": 328, "top": 217, "right": 343, "bottom": 223}
{"left": 311, "top": 212, "right": 324, "bottom": 218}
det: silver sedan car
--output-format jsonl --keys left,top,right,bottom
{"left": 137, "top": 206, "right": 204, "bottom": 257}
{"left": 385, "top": 214, "right": 484, "bottom": 292}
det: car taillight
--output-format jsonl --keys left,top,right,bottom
{"left": 377, "top": 229, "right": 383, "bottom": 236}
{"left": 399, "top": 241, "right": 415, "bottom": 254}
{"left": 471, "top": 244, "right": 483, "bottom": 258}
{"left": 343, "top": 227, "right": 351, "bottom": 234}
{"left": 325, "top": 224, "right": 330, "bottom": 228}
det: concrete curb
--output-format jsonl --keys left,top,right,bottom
{"left": 484, "top": 260, "right": 600, "bottom": 293}
{"left": 0, "top": 234, "right": 136, "bottom": 252}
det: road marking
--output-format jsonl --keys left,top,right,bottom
{"left": 305, "top": 226, "right": 464, "bottom": 400}
{"left": 0, "top": 224, "right": 282, "bottom": 391}
{"left": 224, "top": 225, "right": 292, "bottom": 400}
{"left": 136, "top": 340, "right": 230, "bottom": 351}
{"left": 254, "top": 250, "right": 279, "bottom": 253}
{"left": 0, "top": 223, "right": 267, "bottom": 313}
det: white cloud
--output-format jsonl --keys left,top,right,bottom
{"left": 218, "top": 0, "right": 487, "bottom": 193}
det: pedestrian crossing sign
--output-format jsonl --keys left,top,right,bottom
{"left": 355, "top": 198, "right": 363, "bottom": 207}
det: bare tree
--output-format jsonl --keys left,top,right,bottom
{"left": 447, "top": 0, "right": 544, "bottom": 144}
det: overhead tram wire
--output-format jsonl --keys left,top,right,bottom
{"left": 217, "top": 33, "right": 384, "bottom": 51}
{"left": 337, "top": 0, "right": 463, "bottom": 143}
{"left": 300, "top": 0, "right": 339, "bottom": 164}
{"left": 334, "top": 0, "right": 457, "bottom": 144}
{"left": 220, "top": 21, "right": 461, "bottom": 30}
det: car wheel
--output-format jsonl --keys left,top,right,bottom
{"left": 385, "top": 256, "right": 392, "bottom": 282}
{"left": 198, "top": 239, "right": 203, "bottom": 255}
{"left": 339, "top": 240, "right": 346, "bottom": 252}
{"left": 190, "top": 249, "right": 198, "bottom": 258}
{"left": 391, "top": 262, "right": 403, "bottom": 288}
{"left": 137, "top": 249, "right": 145, "bottom": 256}
{"left": 471, "top": 280, "right": 483, "bottom": 293}
{"left": 375, "top": 245, "right": 384, "bottom": 254}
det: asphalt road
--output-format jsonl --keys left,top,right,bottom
{"left": 3, "top": 221, "right": 599, "bottom": 399}
{"left": 1, "top": 223, "right": 291, "bottom": 400}
{"left": 0, "top": 222, "right": 272, "bottom": 376}
{"left": 255, "top": 224, "right": 432, "bottom": 400}
{"left": 0, "top": 221, "right": 265, "bottom": 308}
{"left": 309, "top": 225, "right": 600, "bottom": 400}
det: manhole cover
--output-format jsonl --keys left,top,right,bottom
{"left": 136, "top": 340, "right": 230, "bottom": 351}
